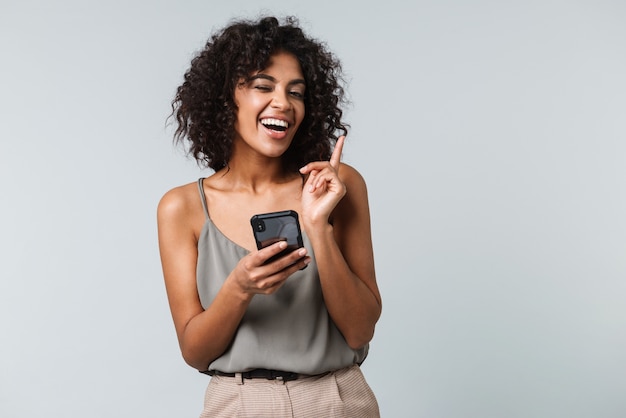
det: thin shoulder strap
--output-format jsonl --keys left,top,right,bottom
{"left": 197, "top": 178, "right": 210, "bottom": 220}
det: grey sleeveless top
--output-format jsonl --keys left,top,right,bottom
{"left": 196, "top": 178, "right": 368, "bottom": 374}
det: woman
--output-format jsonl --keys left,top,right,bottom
{"left": 158, "top": 16, "right": 382, "bottom": 417}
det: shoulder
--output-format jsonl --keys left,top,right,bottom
{"left": 338, "top": 163, "right": 368, "bottom": 197}
{"left": 334, "top": 163, "right": 370, "bottom": 221}
{"left": 157, "top": 180, "right": 203, "bottom": 223}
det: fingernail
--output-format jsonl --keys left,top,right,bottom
{"left": 298, "top": 248, "right": 307, "bottom": 256}
{"left": 279, "top": 241, "right": 288, "bottom": 249}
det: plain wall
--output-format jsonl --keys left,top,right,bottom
{"left": 1, "top": 1, "right": 625, "bottom": 417}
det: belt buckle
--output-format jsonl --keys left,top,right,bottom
{"left": 240, "top": 369, "right": 300, "bottom": 381}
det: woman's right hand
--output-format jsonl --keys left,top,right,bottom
{"left": 229, "top": 241, "right": 310, "bottom": 297}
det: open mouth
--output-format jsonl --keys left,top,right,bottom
{"left": 260, "top": 118, "right": 289, "bottom": 132}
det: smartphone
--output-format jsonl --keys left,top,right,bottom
{"left": 250, "top": 210, "right": 304, "bottom": 264}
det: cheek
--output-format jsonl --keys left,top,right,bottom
{"left": 295, "top": 103, "right": 306, "bottom": 126}
{"left": 234, "top": 103, "right": 259, "bottom": 128}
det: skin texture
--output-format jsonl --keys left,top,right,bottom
{"left": 158, "top": 52, "right": 381, "bottom": 371}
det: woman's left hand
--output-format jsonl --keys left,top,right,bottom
{"left": 299, "top": 136, "right": 346, "bottom": 226}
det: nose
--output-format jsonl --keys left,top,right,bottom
{"left": 270, "top": 89, "right": 292, "bottom": 110}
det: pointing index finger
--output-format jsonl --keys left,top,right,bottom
{"left": 329, "top": 135, "right": 345, "bottom": 169}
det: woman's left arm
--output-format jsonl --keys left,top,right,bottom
{"left": 299, "top": 138, "right": 382, "bottom": 349}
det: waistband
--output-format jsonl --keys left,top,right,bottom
{"left": 202, "top": 368, "right": 325, "bottom": 382}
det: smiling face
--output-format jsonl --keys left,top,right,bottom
{"left": 232, "top": 51, "right": 306, "bottom": 161}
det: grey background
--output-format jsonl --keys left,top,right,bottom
{"left": 1, "top": 1, "right": 625, "bottom": 417}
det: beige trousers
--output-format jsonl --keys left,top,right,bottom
{"left": 199, "top": 364, "right": 380, "bottom": 418}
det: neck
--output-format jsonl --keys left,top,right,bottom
{"left": 219, "top": 138, "right": 298, "bottom": 192}
{"left": 218, "top": 158, "right": 299, "bottom": 196}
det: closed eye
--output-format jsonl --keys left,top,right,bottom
{"left": 289, "top": 90, "right": 304, "bottom": 99}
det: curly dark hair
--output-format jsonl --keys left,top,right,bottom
{"left": 170, "top": 16, "right": 348, "bottom": 172}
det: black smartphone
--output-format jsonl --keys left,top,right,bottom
{"left": 250, "top": 210, "right": 304, "bottom": 264}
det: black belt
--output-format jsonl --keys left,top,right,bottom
{"left": 202, "top": 368, "right": 303, "bottom": 381}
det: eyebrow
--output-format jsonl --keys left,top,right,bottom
{"left": 249, "top": 74, "right": 306, "bottom": 86}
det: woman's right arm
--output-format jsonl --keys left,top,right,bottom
{"left": 157, "top": 187, "right": 309, "bottom": 371}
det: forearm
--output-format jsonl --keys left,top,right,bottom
{"left": 180, "top": 281, "right": 252, "bottom": 370}
{"left": 307, "top": 223, "right": 381, "bottom": 349}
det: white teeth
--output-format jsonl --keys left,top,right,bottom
{"left": 260, "top": 118, "right": 289, "bottom": 128}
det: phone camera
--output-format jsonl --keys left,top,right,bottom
{"left": 255, "top": 220, "right": 266, "bottom": 232}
